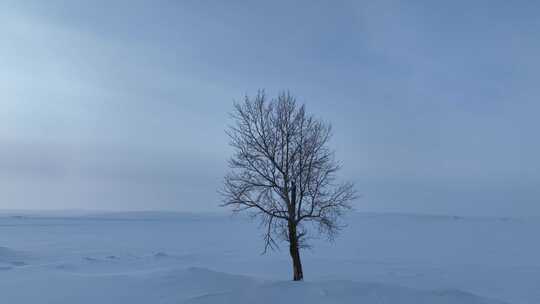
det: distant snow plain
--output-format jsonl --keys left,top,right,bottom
{"left": 1, "top": 210, "right": 538, "bottom": 303}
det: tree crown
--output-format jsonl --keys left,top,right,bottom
{"left": 222, "top": 90, "right": 357, "bottom": 252}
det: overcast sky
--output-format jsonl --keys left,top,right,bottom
{"left": 1, "top": 0, "right": 539, "bottom": 216}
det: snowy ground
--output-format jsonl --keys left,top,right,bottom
{"left": 1, "top": 211, "right": 538, "bottom": 303}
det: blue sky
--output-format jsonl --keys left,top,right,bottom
{"left": 1, "top": 0, "right": 539, "bottom": 216}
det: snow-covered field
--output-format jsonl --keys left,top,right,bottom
{"left": 1, "top": 211, "right": 538, "bottom": 303}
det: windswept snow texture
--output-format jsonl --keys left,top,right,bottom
{"left": 0, "top": 211, "right": 538, "bottom": 304}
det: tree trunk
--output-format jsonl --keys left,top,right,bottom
{"left": 290, "top": 241, "right": 303, "bottom": 281}
{"left": 288, "top": 222, "right": 304, "bottom": 281}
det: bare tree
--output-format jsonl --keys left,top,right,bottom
{"left": 221, "top": 90, "right": 357, "bottom": 281}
